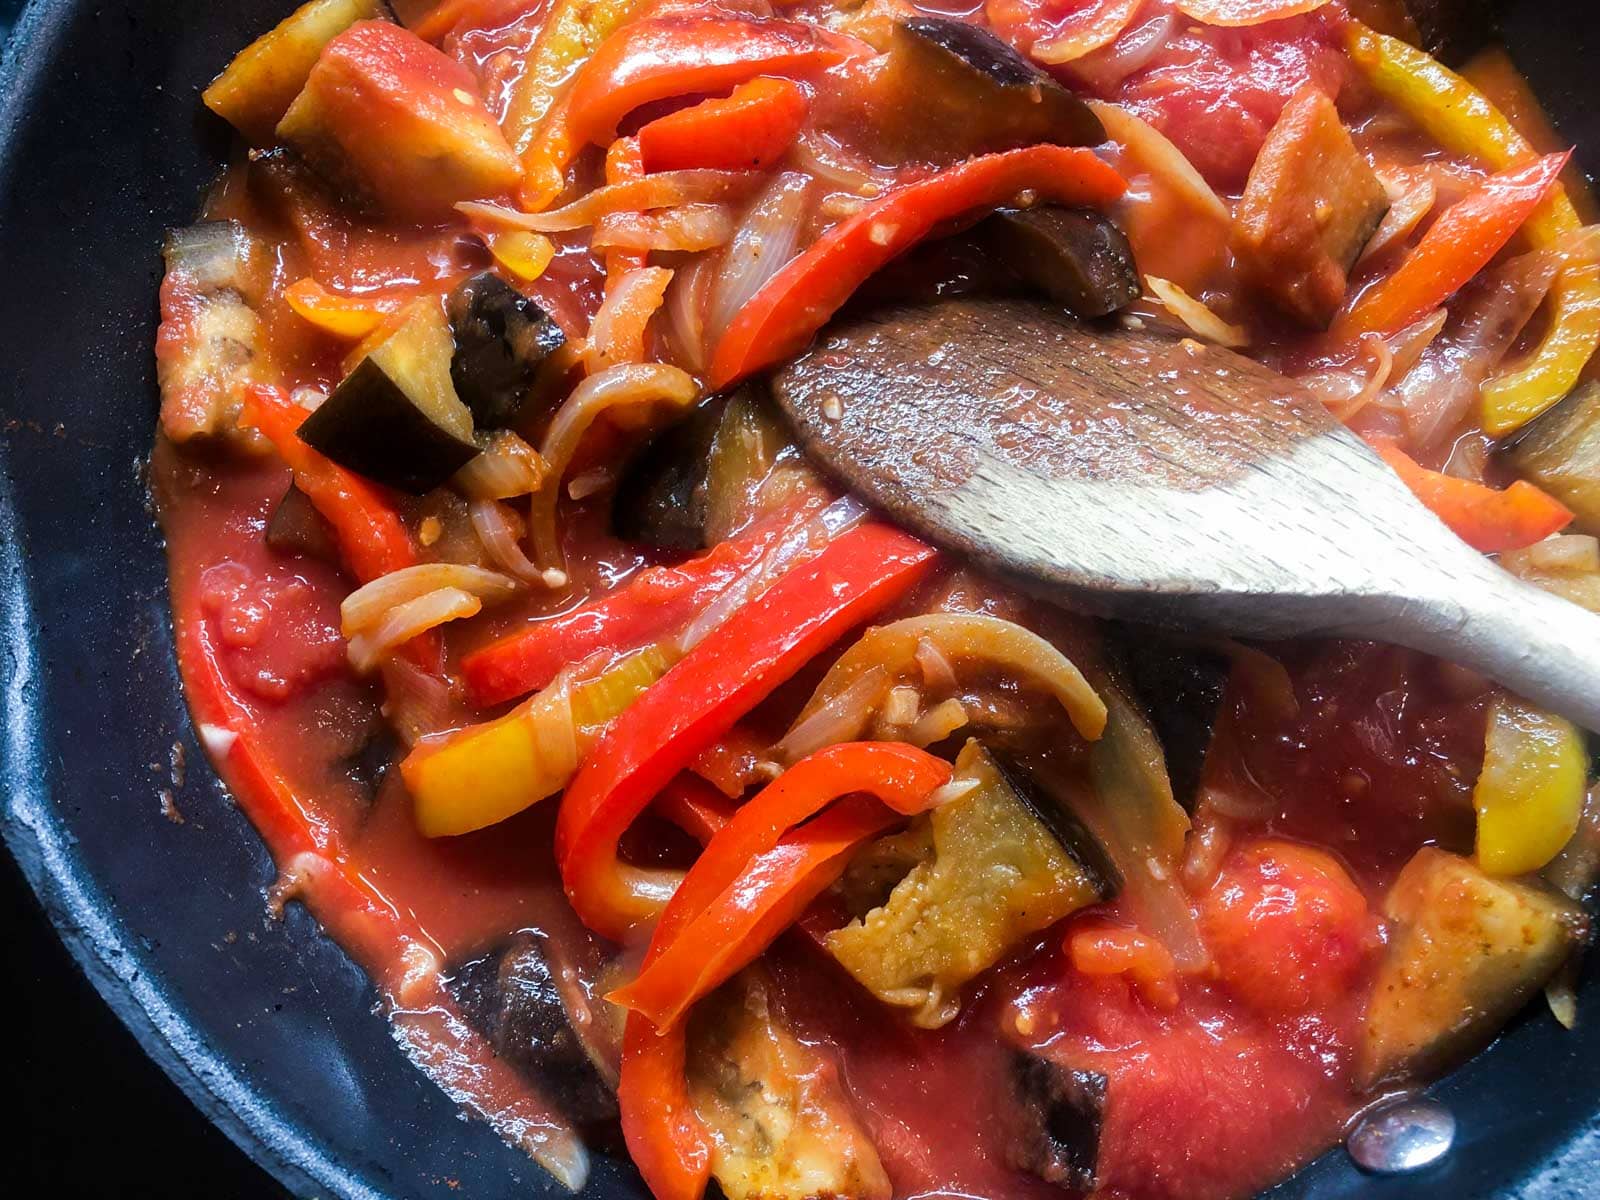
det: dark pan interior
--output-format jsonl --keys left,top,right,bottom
{"left": 0, "top": 1, "right": 1596, "bottom": 1197}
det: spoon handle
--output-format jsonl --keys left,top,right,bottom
{"left": 1403, "top": 566, "right": 1600, "bottom": 732}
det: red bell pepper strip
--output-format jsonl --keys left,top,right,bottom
{"left": 555, "top": 522, "right": 937, "bottom": 941}
{"left": 1375, "top": 441, "right": 1573, "bottom": 552}
{"left": 562, "top": 16, "right": 860, "bottom": 161}
{"left": 1336, "top": 152, "right": 1570, "bottom": 337}
{"left": 619, "top": 1016, "right": 705, "bottom": 1200}
{"left": 653, "top": 772, "right": 737, "bottom": 845}
{"left": 708, "top": 145, "right": 1128, "bottom": 389}
{"left": 637, "top": 77, "right": 809, "bottom": 174}
{"left": 462, "top": 499, "right": 821, "bottom": 706}
{"left": 611, "top": 742, "right": 951, "bottom": 1029}
{"left": 240, "top": 383, "right": 440, "bottom": 670}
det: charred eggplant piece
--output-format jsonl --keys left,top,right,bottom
{"left": 157, "top": 221, "right": 273, "bottom": 447}
{"left": 827, "top": 740, "right": 1115, "bottom": 1028}
{"left": 1007, "top": 1050, "right": 1106, "bottom": 1192}
{"left": 265, "top": 483, "right": 338, "bottom": 562}
{"left": 687, "top": 972, "right": 891, "bottom": 1200}
{"left": 611, "top": 396, "right": 727, "bottom": 551}
{"left": 978, "top": 207, "right": 1140, "bottom": 318}
{"left": 298, "top": 299, "right": 480, "bottom": 493}
{"left": 873, "top": 19, "right": 1103, "bottom": 158}
{"left": 1112, "top": 630, "right": 1230, "bottom": 810}
{"left": 446, "top": 931, "right": 618, "bottom": 1133}
{"left": 1504, "top": 381, "right": 1600, "bottom": 535}
{"left": 445, "top": 271, "right": 567, "bottom": 430}
{"left": 202, "top": 0, "right": 387, "bottom": 144}
{"left": 1356, "top": 847, "right": 1587, "bottom": 1090}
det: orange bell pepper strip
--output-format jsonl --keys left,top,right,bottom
{"left": 240, "top": 383, "right": 441, "bottom": 669}
{"left": 616, "top": 743, "right": 951, "bottom": 1200}
{"left": 552, "top": 16, "right": 861, "bottom": 174}
{"left": 601, "top": 137, "right": 650, "bottom": 288}
{"left": 461, "top": 499, "right": 821, "bottom": 705}
{"left": 555, "top": 522, "right": 937, "bottom": 942}
{"left": 637, "top": 77, "right": 809, "bottom": 174}
{"left": 708, "top": 144, "right": 1128, "bottom": 389}
{"left": 611, "top": 742, "right": 952, "bottom": 1029}
{"left": 1335, "top": 152, "right": 1569, "bottom": 338}
{"left": 1375, "top": 441, "right": 1573, "bottom": 553}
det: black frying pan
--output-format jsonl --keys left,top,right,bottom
{"left": 0, "top": 1, "right": 1596, "bottom": 1197}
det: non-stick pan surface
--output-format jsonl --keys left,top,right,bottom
{"left": 0, "top": 1, "right": 1595, "bottom": 1197}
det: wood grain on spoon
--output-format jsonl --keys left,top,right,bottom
{"left": 770, "top": 297, "right": 1600, "bottom": 729}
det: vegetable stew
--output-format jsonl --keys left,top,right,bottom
{"left": 152, "top": 1, "right": 1599, "bottom": 1197}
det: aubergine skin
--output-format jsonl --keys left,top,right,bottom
{"left": 1111, "top": 630, "right": 1231, "bottom": 811}
{"left": 264, "top": 482, "right": 339, "bottom": 563}
{"left": 979, "top": 207, "right": 1140, "bottom": 318}
{"left": 989, "top": 748, "right": 1123, "bottom": 899}
{"left": 446, "top": 271, "right": 566, "bottom": 430}
{"left": 297, "top": 356, "right": 480, "bottom": 493}
{"left": 1006, "top": 1050, "right": 1107, "bottom": 1192}
{"left": 611, "top": 396, "right": 728, "bottom": 551}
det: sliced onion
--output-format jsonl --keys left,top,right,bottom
{"left": 592, "top": 205, "right": 736, "bottom": 254}
{"left": 458, "top": 170, "right": 759, "bottom": 233}
{"left": 341, "top": 563, "right": 517, "bottom": 636}
{"left": 773, "top": 664, "right": 890, "bottom": 764}
{"left": 1033, "top": 0, "right": 1142, "bottom": 65}
{"left": 1087, "top": 101, "right": 1230, "bottom": 225}
{"left": 348, "top": 587, "right": 482, "bottom": 673}
{"left": 678, "top": 493, "right": 866, "bottom": 651}
{"left": 529, "top": 362, "right": 699, "bottom": 569}
{"left": 789, "top": 613, "right": 1107, "bottom": 741}
{"left": 1359, "top": 175, "right": 1437, "bottom": 266}
{"left": 1068, "top": 11, "right": 1176, "bottom": 89}
{"left": 454, "top": 430, "right": 549, "bottom": 501}
{"left": 1145, "top": 276, "right": 1248, "bottom": 348}
{"left": 705, "top": 172, "right": 812, "bottom": 344}
{"left": 662, "top": 252, "right": 715, "bottom": 374}
{"left": 470, "top": 499, "right": 566, "bottom": 587}
{"left": 584, "top": 266, "right": 675, "bottom": 373}
{"left": 1512, "top": 533, "right": 1600, "bottom": 573}
{"left": 914, "top": 636, "right": 958, "bottom": 692}
{"left": 1174, "top": 0, "right": 1330, "bottom": 26}
{"left": 380, "top": 657, "right": 466, "bottom": 746}
{"left": 789, "top": 132, "right": 891, "bottom": 197}
{"left": 902, "top": 697, "right": 968, "bottom": 748}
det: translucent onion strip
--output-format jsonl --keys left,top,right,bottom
{"left": 470, "top": 499, "right": 567, "bottom": 587}
{"left": 1033, "top": 0, "right": 1142, "bottom": 65}
{"left": 348, "top": 587, "right": 482, "bottom": 673}
{"left": 458, "top": 171, "right": 758, "bottom": 233}
{"left": 786, "top": 613, "right": 1108, "bottom": 743}
{"left": 1145, "top": 275, "right": 1248, "bottom": 347}
{"left": 592, "top": 204, "right": 736, "bottom": 254}
{"left": 341, "top": 563, "right": 518, "bottom": 636}
{"left": 1087, "top": 100, "right": 1231, "bottom": 225}
{"left": 529, "top": 363, "right": 699, "bottom": 569}
{"left": 1174, "top": 0, "right": 1330, "bottom": 26}
{"left": 705, "top": 172, "right": 812, "bottom": 344}
{"left": 454, "top": 430, "right": 550, "bottom": 501}
{"left": 772, "top": 664, "right": 890, "bottom": 764}
{"left": 584, "top": 266, "right": 675, "bottom": 373}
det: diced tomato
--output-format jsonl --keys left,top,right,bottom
{"left": 1199, "top": 840, "right": 1379, "bottom": 1015}
{"left": 198, "top": 560, "right": 347, "bottom": 702}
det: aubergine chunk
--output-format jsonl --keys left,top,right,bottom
{"left": 1505, "top": 381, "right": 1600, "bottom": 535}
{"left": 1006, "top": 1051, "right": 1106, "bottom": 1192}
{"left": 611, "top": 395, "right": 727, "bottom": 551}
{"left": 1111, "top": 629, "right": 1230, "bottom": 810}
{"left": 978, "top": 207, "right": 1139, "bottom": 318}
{"left": 156, "top": 221, "right": 274, "bottom": 447}
{"left": 201, "top": 0, "right": 387, "bottom": 144}
{"left": 1356, "top": 847, "right": 1587, "bottom": 1091}
{"left": 1232, "top": 87, "right": 1389, "bottom": 329}
{"left": 445, "top": 271, "right": 567, "bottom": 430}
{"left": 445, "top": 931, "right": 618, "bottom": 1133}
{"left": 827, "top": 740, "right": 1115, "bottom": 1029}
{"left": 687, "top": 972, "right": 890, "bottom": 1200}
{"left": 298, "top": 298, "right": 480, "bottom": 493}
{"left": 871, "top": 18, "right": 1103, "bottom": 160}
{"left": 265, "top": 483, "right": 339, "bottom": 563}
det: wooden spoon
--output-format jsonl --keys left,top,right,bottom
{"left": 770, "top": 297, "right": 1600, "bottom": 730}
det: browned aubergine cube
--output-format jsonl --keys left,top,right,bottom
{"left": 1006, "top": 1050, "right": 1107, "bottom": 1193}
{"left": 1232, "top": 86, "right": 1389, "bottom": 329}
{"left": 979, "top": 206, "right": 1141, "bottom": 318}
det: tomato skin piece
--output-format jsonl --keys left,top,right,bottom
{"left": 708, "top": 144, "right": 1127, "bottom": 389}
{"left": 1199, "top": 840, "right": 1378, "bottom": 1015}
{"left": 638, "top": 77, "right": 809, "bottom": 173}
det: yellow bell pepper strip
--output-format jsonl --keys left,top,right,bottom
{"left": 709, "top": 144, "right": 1127, "bottom": 389}
{"left": 1474, "top": 695, "right": 1588, "bottom": 876}
{"left": 555, "top": 522, "right": 938, "bottom": 942}
{"left": 615, "top": 743, "right": 952, "bottom": 1200}
{"left": 1374, "top": 441, "right": 1573, "bottom": 553}
{"left": 284, "top": 278, "right": 396, "bottom": 340}
{"left": 402, "top": 643, "right": 674, "bottom": 837}
{"left": 1334, "top": 152, "right": 1568, "bottom": 338}
{"left": 1345, "top": 23, "right": 1600, "bottom": 434}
